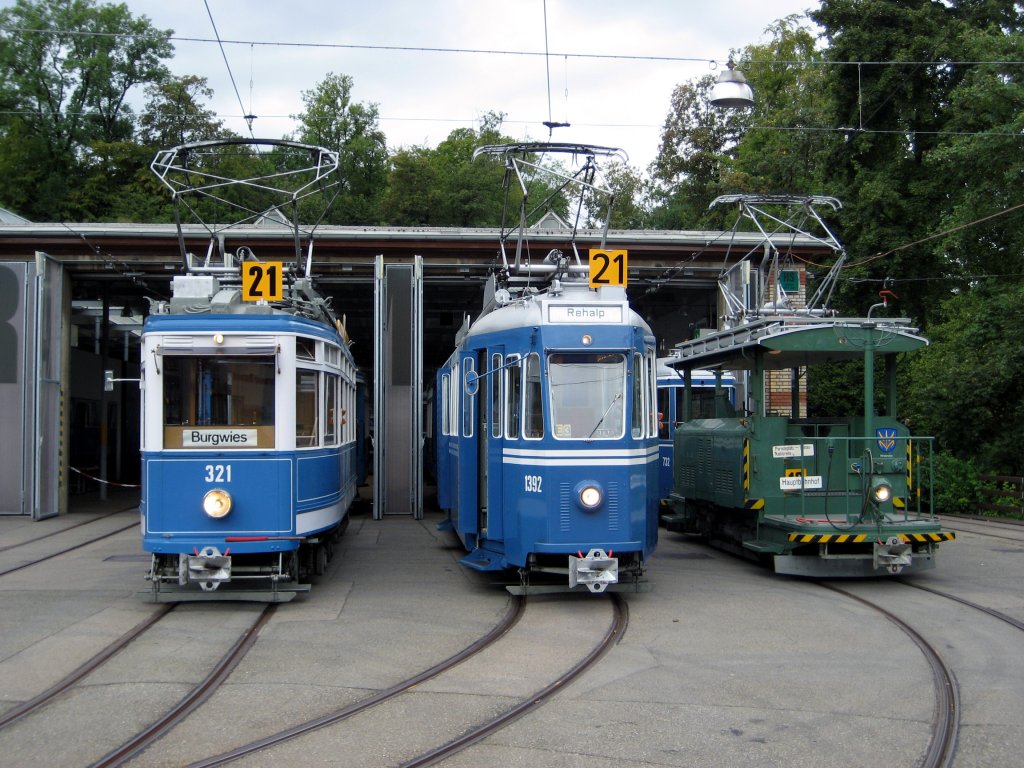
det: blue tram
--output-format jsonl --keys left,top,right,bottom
{"left": 140, "top": 138, "right": 362, "bottom": 601}
{"left": 140, "top": 273, "right": 361, "bottom": 601}
{"left": 436, "top": 280, "right": 660, "bottom": 592}
{"left": 435, "top": 141, "right": 660, "bottom": 593}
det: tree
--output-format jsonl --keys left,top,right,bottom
{"left": 0, "top": 0, "right": 173, "bottom": 219}
{"left": 903, "top": 284, "right": 1024, "bottom": 475}
{"left": 647, "top": 73, "right": 747, "bottom": 230}
{"left": 381, "top": 111, "right": 514, "bottom": 227}
{"left": 139, "top": 75, "right": 228, "bottom": 149}
{"left": 809, "top": 0, "right": 1024, "bottom": 322}
{"left": 291, "top": 72, "right": 389, "bottom": 225}
{"left": 732, "top": 16, "right": 838, "bottom": 196}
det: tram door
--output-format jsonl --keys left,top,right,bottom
{"left": 373, "top": 256, "right": 424, "bottom": 519}
{"left": 476, "top": 350, "right": 488, "bottom": 536}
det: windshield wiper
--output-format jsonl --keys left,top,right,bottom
{"left": 587, "top": 392, "right": 623, "bottom": 439}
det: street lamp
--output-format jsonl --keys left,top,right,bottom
{"left": 710, "top": 58, "right": 755, "bottom": 108}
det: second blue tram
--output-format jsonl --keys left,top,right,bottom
{"left": 436, "top": 280, "right": 660, "bottom": 593}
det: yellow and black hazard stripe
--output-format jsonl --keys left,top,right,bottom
{"left": 789, "top": 532, "right": 871, "bottom": 544}
{"left": 743, "top": 438, "right": 750, "bottom": 493}
{"left": 788, "top": 531, "right": 956, "bottom": 544}
{"left": 901, "top": 531, "right": 956, "bottom": 543}
{"left": 745, "top": 499, "right": 765, "bottom": 510}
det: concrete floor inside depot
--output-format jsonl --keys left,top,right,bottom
{"left": 0, "top": 488, "right": 1023, "bottom": 767}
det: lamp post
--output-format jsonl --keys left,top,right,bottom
{"left": 710, "top": 58, "right": 755, "bottom": 108}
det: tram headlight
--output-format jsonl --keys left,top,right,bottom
{"left": 870, "top": 478, "right": 893, "bottom": 504}
{"left": 578, "top": 484, "right": 603, "bottom": 510}
{"left": 203, "top": 489, "right": 233, "bottom": 519}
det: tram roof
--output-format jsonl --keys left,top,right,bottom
{"left": 665, "top": 315, "right": 929, "bottom": 371}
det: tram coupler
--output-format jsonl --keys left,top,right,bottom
{"left": 181, "top": 546, "right": 231, "bottom": 591}
{"left": 873, "top": 536, "right": 912, "bottom": 575}
{"left": 569, "top": 548, "right": 619, "bottom": 593}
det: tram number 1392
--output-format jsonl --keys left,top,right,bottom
{"left": 524, "top": 475, "right": 543, "bottom": 493}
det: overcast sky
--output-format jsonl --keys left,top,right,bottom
{"left": 35, "top": 1, "right": 819, "bottom": 172}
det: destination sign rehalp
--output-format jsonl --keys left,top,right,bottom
{"left": 547, "top": 305, "right": 623, "bottom": 324}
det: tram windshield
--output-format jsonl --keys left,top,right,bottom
{"left": 163, "top": 356, "right": 275, "bottom": 427}
{"left": 548, "top": 352, "right": 626, "bottom": 440}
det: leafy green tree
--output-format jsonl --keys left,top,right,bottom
{"left": 903, "top": 283, "right": 1024, "bottom": 475}
{"left": 809, "top": 0, "right": 1024, "bottom": 322}
{"left": 923, "top": 25, "right": 1024, "bottom": 285}
{"left": 732, "top": 16, "right": 838, "bottom": 196}
{"left": 139, "top": 75, "right": 228, "bottom": 149}
{"left": 648, "top": 73, "right": 746, "bottom": 230}
{"left": 0, "top": 0, "right": 173, "bottom": 219}
{"left": 381, "top": 111, "right": 515, "bottom": 227}
{"left": 291, "top": 72, "right": 388, "bottom": 225}
{"left": 648, "top": 16, "right": 830, "bottom": 230}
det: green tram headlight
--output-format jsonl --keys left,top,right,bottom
{"left": 203, "top": 488, "right": 233, "bottom": 519}
{"left": 870, "top": 478, "right": 893, "bottom": 504}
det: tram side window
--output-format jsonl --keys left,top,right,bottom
{"left": 462, "top": 357, "right": 475, "bottom": 438}
{"left": 647, "top": 352, "right": 658, "bottom": 438}
{"left": 631, "top": 354, "right": 644, "bottom": 438}
{"left": 441, "top": 372, "right": 451, "bottom": 436}
{"left": 164, "top": 356, "right": 274, "bottom": 427}
{"left": 505, "top": 355, "right": 522, "bottom": 439}
{"left": 296, "top": 369, "right": 319, "bottom": 447}
{"left": 490, "top": 353, "right": 503, "bottom": 439}
{"left": 325, "top": 372, "right": 339, "bottom": 446}
{"left": 657, "top": 387, "right": 671, "bottom": 439}
{"left": 297, "top": 337, "right": 316, "bottom": 361}
{"left": 524, "top": 352, "right": 543, "bottom": 439}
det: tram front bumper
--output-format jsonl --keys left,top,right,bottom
{"left": 182, "top": 546, "right": 231, "bottom": 591}
{"left": 569, "top": 548, "right": 619, "bottom": 593}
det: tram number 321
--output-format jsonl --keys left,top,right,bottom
{"left": 204, "top": 464, "right": 232, "bottom": 483}
{"left": 524, "top": 475, "right": 543, "bottom": 493}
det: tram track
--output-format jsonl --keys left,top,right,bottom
{"left": 0, "top": 519, "right": 139, "bottom": 578}
{"left": 0, "top": 601, "right": 274, "bottom": 768}
{"left": 898, "top": 580, "right": 1024, "bottom": 633}
{"left": 186, "top": 593, "right": 625, "bottom": 768}
{"left": 185, "top": 595, "right": 526, "bottom": 768}
{"left": 818, "top": 583, "right": 959, "bottom": 768}
{"left": 0, "top": 506, "right": 136, "bottom": 555}
{"left": 401, "top": 592, "right": 628, "bottom": 768}
{"left": 0, "top": 604, "right": 175, "bottom": 731}
{"left": 90, "top": 604, "right": 277, "bottom": 768}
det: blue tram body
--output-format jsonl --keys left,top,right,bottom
{"left": 140, "top": 284, "right": 362, "bottom": 601}
{"left": 435, "top": 281, "right": 660, "bottom": 593}
{"left": 139, "top": 137, "right": 362, "bottom": 601}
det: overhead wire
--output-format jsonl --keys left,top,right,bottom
{"left": 201, "top": 0, "right": 256, "bottom": 138}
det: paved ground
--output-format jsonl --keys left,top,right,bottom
{"left": 0, "top": 490, "right": 1022, "bottom": 767}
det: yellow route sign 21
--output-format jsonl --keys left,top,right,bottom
{"left": 589, "top": 249, "right": 628, "bottom": 288}
{"left": 241, "top": 261, "right": 283, "bottom": 302}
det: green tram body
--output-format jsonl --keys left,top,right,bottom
{"left": 664, "top": 316, "right": 955, "bottom": 577}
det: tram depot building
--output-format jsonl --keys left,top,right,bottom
{"left": 0, "top": 219, "right": 825, "bottom": 521}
